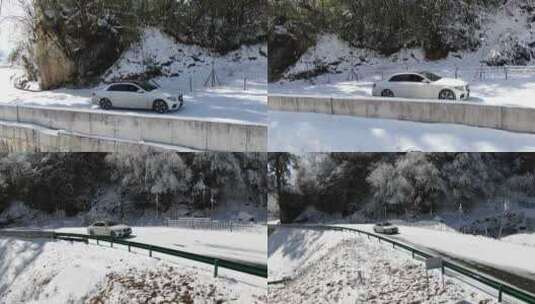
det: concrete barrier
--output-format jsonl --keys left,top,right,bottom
{"left": 269, "top": 95, "right": 535, "bottom": 134}
{"left": 0, "top": 104, "right": 267, "bottom": 152}
{"left": 0, "top": 121, "right": 198, "bottom": 152}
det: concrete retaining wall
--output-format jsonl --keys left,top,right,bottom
{"left": 0, "top": 104, "right": 267, "bottom": 151}
{"left": 0, "top": 121, "right": 198, "bottom": 152}
{"left": 269, "top": 95, "right": 535, "bottom": 134}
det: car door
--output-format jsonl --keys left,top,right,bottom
{"left": 404, "top": 74, "right": 428, "bottom": 98}
{"left": 93, "top": 222, "right": 105, "bottom": 235}
{"left": 388, "top": 74, "right": 410, "bottom": 98}
{"left": 105, "top": 85, "right": 123, "bottom": 107}
{"left": 124, "top": 84, "right": 148, "bottom": 109}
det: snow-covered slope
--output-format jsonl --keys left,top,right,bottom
{"left": 0, "top": 238, "right": 266, "bottom": 304}
{"left": 268, "top": 226, "right": 496, "bottom": 303}
{"left": 104, "top": 28, "right": 266, "bottom": 85}
{"left": 271, "top": 3, "right": 535, "bottom": 108}
{"left": 282, "top": 3, "right": 534, "bottom": 80}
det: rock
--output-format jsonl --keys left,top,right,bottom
{"left": 34, "top": 31, "right": 76, "bottom": 90}
{"left": 268, "top": 27, "right": 311, "bottom": 82}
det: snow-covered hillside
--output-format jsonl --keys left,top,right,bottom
{"left": 0, "top": 28, "right": 267, "bottom": 125}
{"left": 0, "top": 238, "right": 266, "bottom": 304}
{"left": 268, "top": 226, "right": 497, "bottom": 303}
{"left": 271, "top": 3, "right": 535, "bottom": 108}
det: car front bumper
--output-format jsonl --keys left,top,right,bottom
{"left": 454, "top": 86, "right": 470, "bottom": 100}
{"left": 167, "top": 95, "right": 184, "bottom": 111}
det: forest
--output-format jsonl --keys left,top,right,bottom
{"left": 268, "top": 0, "right": 509, "bottom": 80}
{"left": 10, "top": 0, "right": 267, "bottom": 88}
{"left": 269, "top": 153, "right": 535, "bottom": 223}
{"left": 0, "top": 152, "right": 267, "bottom": 223}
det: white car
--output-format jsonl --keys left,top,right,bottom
{"left": 91, "top": 81, "right": 184, "bottom": 113}
{"left": 372, "top": 71, "right": 470, "bottom": 101}
{"left": 373, "top": 222, "right": 399, "bottom": 235}
{"left": 87, "top": 221, "right": 132, "bottom": 238}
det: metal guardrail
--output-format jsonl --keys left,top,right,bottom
{"left": 320, "top": 225, "right": 535, "bottom": 304}
{"left": 52, "top": 232, "right": 267, "bottom": 278}
{"left": 0, "top": 230, "right": 266, "bottom": 278}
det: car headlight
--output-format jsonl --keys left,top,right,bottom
{"left": 167, "top": 96, "right": 178, "bottom": 102}
{"left": 454, "top": 86, "right": 466, "bottom": 91}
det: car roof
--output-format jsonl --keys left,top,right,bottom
{"left": 107, "top": 82, "right": 141, "bottom": 87}
{"left": 390, "top": 72, "right": 424, "bottom": 77}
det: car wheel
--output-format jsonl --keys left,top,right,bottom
{"left": 439, "top": 89, "right": 456, "bottom": 100}
{"left": 99, "top": 98, "right": 113, "bottom": 110}
{"left": 153, "top": 99, "right": 169, "bottom": 114}
{"left": 381, "top": 89, "right": 394, "bottom": 97}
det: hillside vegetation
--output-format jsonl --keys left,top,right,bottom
{"left": 270, "top": 153, "right": 535, "bottom": 225}
{"left": 0, "top": 152, "right": 267, "bottom": 225}
{"left": 11, "top": 0, "right": 267, "bottom": 89}
{"left": 268, "top": 0, "right": 535, "bottom": 81}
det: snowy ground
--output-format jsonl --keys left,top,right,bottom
{"left": 268, "top": 226, "right": 497, "bottom": 304}
{"left": 0, "top": 238, "right": 266, "bottom": 304}
{"left": 337, "top": 224, "right": 535, "bottom": 283}
{"left": 269, "top": 111, "right": 535, "bottom": 152}
{"left": 0, "top": 28, "right": 267, "bottom": 125}
{"left": 55, "top": 226, "right": 267, "bottom": 265}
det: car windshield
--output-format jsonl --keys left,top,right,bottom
{"left": 136, "top": 81, "right": 158, "bottom": 92}
{"left": 419, "top": 71, "right": 442, "bottom": 82}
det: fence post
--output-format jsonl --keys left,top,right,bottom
{"left": 505, "top": 67, "right": 508, "bottom": 80}
{"left": 149, "top": 246, "right": 152, "bottom": 257}
{"left": 455, "top": 67, "right": 458, "bottom": 79}
{"left": 412, "top": 250, "right": 415, "bottom": 259}
{"left": 96, "top": 238, "right": 99, "bottom": 245}
{"left": 244, "top": 77, "right": 247, "bottom": 91}
{"left": 498, "top": 285, "right": 503, "bottom": 302}
{"left": 110, "top": 240, "right": 113, "bottom": 248}
{"left": 214, "top": 259, "right": 219, "bottom": 278}
{"left": 128, "top": 244, "right": 131, "bottom": 252}
{"left": 189, "top": 76, "right": 193, "bottom": 93}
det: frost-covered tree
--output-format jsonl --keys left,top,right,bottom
{"left": 367, "top": 153, "right": 445, "bottom": 216}
{"left": 442, "top": 153, "right": 502, "bottom": 210}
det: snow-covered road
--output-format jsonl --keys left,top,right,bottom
{"left": 0, "top": 67, "right": 267, "bottom": 125}
{"left": 269, "top": 76, "right": 535, "bottom": 109}
{"left": 268, "top": 226, "right": 498, "bottom": 304}
{"left": 269, "top": 111, "right": 535, "bottom": 152}
{"left": 337, "top": 224, "right": 535, "bottom": 284}
{"left": 0, "top": 238, "right": 266, "bottom": 304}
{"left": 55, "top": 226, "right": 267, "bottom": 265}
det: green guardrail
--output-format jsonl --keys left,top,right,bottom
{"left": 321, "top": 225, "right": 535, "bottom": 304}
{"left": 53, "top": 232, "right": 267, "bottom": 279}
